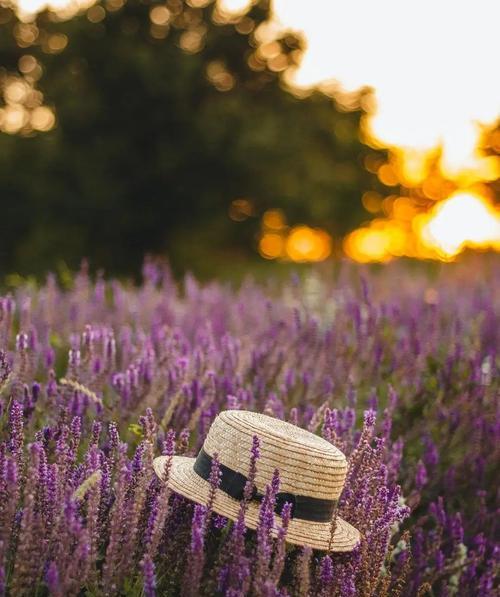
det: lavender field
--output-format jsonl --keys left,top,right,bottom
{"left": 0, "top": 259, "right": 498, "bottom": 596}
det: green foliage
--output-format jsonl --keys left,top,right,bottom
{"left": 0, "top": 0, "right": 385, "bottom": 277}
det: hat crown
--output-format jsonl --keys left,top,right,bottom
{"left": 203, "top": 410, "right": 347, "bottom": 500}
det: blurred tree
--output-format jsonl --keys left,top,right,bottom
{"left": 0, "top": 0, "right": 386, "bottom": 277}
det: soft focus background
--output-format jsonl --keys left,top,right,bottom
{"left": 0, "top": 0, "right": 499, "bottom": 278}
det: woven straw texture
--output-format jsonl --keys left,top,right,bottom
{"left": 153, "top": 410, "right": 360, "bottom": 551}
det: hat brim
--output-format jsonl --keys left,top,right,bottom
{"left": 153, "top": 455, "right": 360, "bottom": 552}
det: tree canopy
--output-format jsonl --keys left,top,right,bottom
{"left": 0, "top": 0, "right": 386, "bottom": 277}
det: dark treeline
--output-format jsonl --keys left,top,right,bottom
{"left": 0, "top": 0, "right": 387, "bottom": 277}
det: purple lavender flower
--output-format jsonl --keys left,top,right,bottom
{"left": 0, "top": 261, "right": 497, "bottom": 595}
{"left": 141, "top": 554, "right": 156, "bottom": 597}
{"left": 183, "top": 504, "right": 207, "bottom": 596}
{"left": 8, "top": 400, "right": 24, "bottom": 457}
{"left": 46, "top": 562, "right": 62, "bottom": 596}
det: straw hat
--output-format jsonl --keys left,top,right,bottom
{"left": 153, "top": 410, "right": 360, "bottom": 551}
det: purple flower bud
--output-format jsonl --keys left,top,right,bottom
{"left": 46, "top": 562, "right": 61, "bottom": 595}
{"left": 363, "top": 409, "right": 376, "bottom": 430}
{"left": 423, "top": 435, "right": 439, "bottom": 470}
{"left": 178, "top": 428, "right": 190, "bottom": 454}
{"left": 8, "top": 400, "right": 24, "bottom": 455}
{"left": 289, "top": 407, "right": 299, "bottom": 427}
{"left": 207, "top": 452, "right": 222, "bottom": 510}
{"left": 108, "top": 422, "right": 119, "bottom": 453}
{"left": 450, "top": 512, "right": 464, "bottom": 544}
{"left": 31, "top": 382, "right": 41, "bottom": 403}
{"left": 184, "top": 504, "right": 207, "bottom": 596}
{"left": 435, "top": 549, "right": 445, "bottom": 571}
{"left": 162, "top": 429, "right": 176, "bottom": 456}
{"left": 4, "top": 296, "right": 15, "bottom": 315}
{"left": 6, "top": 458, "right": 18, "bottom": 485}
{"left": 226, "top": 394, "right": 240, "bottom": 409}
{"left": 0, "top": 564, "right": 5, "bottom": 597}
{"left": 319, "top": 555, "right": 333, "bottom": 586}
{"left": 243, "top": 435, "right": 260, "bottom": 502}
{"left": 0, "top": 350, "right": 12, "bottom": 385}
{"left": 212, "top": 514, "right": 228, "bottom": 530}
{"left": 415, "top": 460, "right": 428, "bottom": 491}
{"left": 141, "top": 555, "right": 156, "bottom": 597}
{"left": 91, "top": 421, "right": 101, "bottom": 445}
{"left": 139, "top": 408, "right": 157, "bottom": 441}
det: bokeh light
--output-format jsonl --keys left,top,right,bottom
{"left": 206, "top": 61, "right": 235, "bottom": 91}
{"left": 262, "top": 208, "right": 285, "bottom": 230}
{"left": 257, "top": 210, "right": 332, "bottom": 263}
{"left": 259, "top": 232, "right": 284, "bottom": 259}
{"left": 0, "top": 64, "right": 56, "bottom": 135}
{"left": 285, "top": 226, "right": 332, "bottom": 262}
{"left": 149, "top": 5, "right": 170, "bottom": 26}
{"left": 228, "top": 198, "right": 254, "bottom": 221}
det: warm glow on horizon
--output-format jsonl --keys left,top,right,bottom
{"left": 344, "top": 191, "right": 500, "bottom": 263}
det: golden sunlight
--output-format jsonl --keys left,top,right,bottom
{"left": 270, "top": 0, "right": 500, "bottom": 262}
{"left": 272, "top": 0, "right": 500, "bottom": 184}
{"left": 344, "top": 191, "right": 500, "bottom": 263}
{"left": 418, "top": 192, "right": 500, "bottom": 259}
{"left": 231, "top": 0, "right": 500, "bottom": 262}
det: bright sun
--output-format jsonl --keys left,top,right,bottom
{"left": 271, "top": 0, "right": 499, "bottom": 179}
{"left": 265, "top": 0, "right": 500, "bottom": 262}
